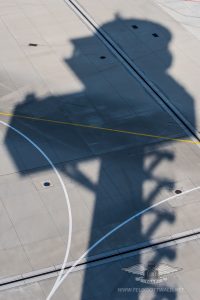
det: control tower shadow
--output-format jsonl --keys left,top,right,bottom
{"left": 3, "top": 15, "right": 195, "bottom": 300}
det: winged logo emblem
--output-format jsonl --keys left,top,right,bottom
{"left": 122, "top": 263, "right": 182, "bottom": 284}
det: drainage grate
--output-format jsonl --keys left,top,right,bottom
{"left": 132, "top": 25, "right": 138, "bottom": 29}
{"left": 43, "top": 181, "right": 51, "bottom": 188}
{"left": 152, "top": 33, "right": 159, "bottom": 38}
{"left": 175, "top": 189, "right": 182, "bottom": 194}
{"left": 28, "top": 43, "right": 38, "bottom": 47}
{"left": 0, "top": 229, "right": 199, "bottom": 290}
{"left": 100, "top": 55, "right": 106, "bottom": 59}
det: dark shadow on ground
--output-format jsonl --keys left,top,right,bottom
{"left": 3, "top": 15, "right": 195, "bottom": 300}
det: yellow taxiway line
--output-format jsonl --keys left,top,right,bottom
{"left": 0, "top": 111, "right": 199, "bottom": 145}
